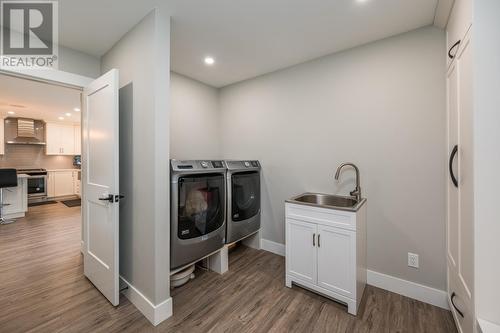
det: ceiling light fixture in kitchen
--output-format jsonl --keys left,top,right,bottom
{"left": 204, "top": 56, "right": 215, "bottom": 65}
{"left": 7, "top": 111, "right": 15, "bottom": 115}
{"left": 65, "top": 113, "right": 71, "bottom": 116}
{"left": 73, "top": 107, "right": 80, "bottom": 112}
{"left": 58, "top": 116, "right": 64, "bottom": 120}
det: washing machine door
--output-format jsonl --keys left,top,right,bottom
{"left": 231, "top": 171, "right": 260, "bottom": 221}
{"left": 177, "top": 174, "right": 225, "bottom": 239}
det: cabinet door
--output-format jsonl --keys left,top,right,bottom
{"left": 74, "top": 125, "right": 81, "bottom": 155}
{"left": 45, "top": 123, "right": 61, "bottom": 155}
{"left": 446, "top": 0, "right": 471, "bottom": 68}
{"left": 54, "top": 171, "right": 75, "bottom": 197}
{"left": 317, "top": 224, "right": 355, "bottom": 298}
{"left": 47, "top": 172, "right": 55, "bottom": 197}
{"left": 60, "top": 125, "right": 75, "bottom": 155}
{"left": 447, "top": 31, "right": 474, "bottom": 333}
{"left": 286, "top": 219, "right": 317, "bottom": 284}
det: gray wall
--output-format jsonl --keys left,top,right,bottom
{"left": 101, "top": 8, "right": 170, "bottom": 305}
{"left": 474, "top": 0, "right": 500, "bottom": 324}
{"left": 58, "top": 45, "right": 101, "bottom": 78}
{"left": 219, "top": 26, "right": 447, "bottom": 290}
{"left": 170, "top": 72, "right": 220, "bottom": 159}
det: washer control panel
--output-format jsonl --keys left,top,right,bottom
{"left": 225, "top": 160, "right": 261, "bottom": 170}
{"left": 171, "top": 160, "right": 226, "bottom": 171}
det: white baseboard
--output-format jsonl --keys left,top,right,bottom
{"left": 261, "top": 238, "right": 285, "bottom": 256}
{"left": 120, "top": 277, "right": 173, "bottom": 326}
{"left": 367, "top": 270, "right": 449, "bottom": 310}
{"left": 259, "top": 241, "right": 448, "bottom": 310}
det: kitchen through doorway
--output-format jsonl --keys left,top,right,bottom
{"left": 0, "top": 72, "right": 83, "bottom": 247}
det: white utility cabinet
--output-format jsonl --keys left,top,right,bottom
{"left": 446, "top": 0, "right": 474, "bottom": 331}
{"left": 285, "top": 199, "right": 367, "bottom": 315}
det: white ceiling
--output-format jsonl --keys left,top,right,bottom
{"left": 0, "top": 74, "right": 81, "bottom": 124}
{"left": 60, "top": 0, "right": 440, "bottom": 87}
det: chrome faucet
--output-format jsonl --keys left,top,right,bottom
{"left": 334, "top": 162, "right": 362, "bottom": 202}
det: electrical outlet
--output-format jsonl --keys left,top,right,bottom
{"left": 408, "top": 253, "right": 419, "bottom": 268}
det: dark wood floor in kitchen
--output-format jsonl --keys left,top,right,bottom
{"left": 0, "top": 203, "right": 456, "bottom": 333}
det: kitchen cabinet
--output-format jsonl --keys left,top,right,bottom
{"left": 0, "top": 118, "right": 4, "bottom": 155}
{"left": 46, "top": 123, "right": 76, "bottom": 155}
{"left": 446, "top": 3, "right": 474, "bottom": 332}
{"left": 285, "top": 201, "right": 366, "bottom": 315}
{"left": 73, "top": 171, "right": 81, "bottom": 197}
{"left": 2, "top": 176, "right": 28, "bottom": 219}
{"left": 47, "top": 170, "right": 81, "bottom": 198}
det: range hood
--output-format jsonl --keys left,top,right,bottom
{"left": 6, "top": 118, "right": 46, "bottom": 145}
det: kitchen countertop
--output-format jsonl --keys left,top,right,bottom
{"left": 46, "top": 169, "right": 81, "bottom": 172}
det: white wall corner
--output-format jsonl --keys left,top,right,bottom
{"left": 367, "top": 270, "right": 449, "bottom": 310}
{"left": 261, "top": 239, "right": 285, "bottom": 257}
{"left": 120, "top": 277, "right": 172, "bottom": 326}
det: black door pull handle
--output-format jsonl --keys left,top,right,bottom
{"left": 99, "top": 194, "right": 114, "bottom": 202}
{"left": 449, "top": 145, "right": 458, "bottom": 188}
{"left": 451, "top": 292, "right": 464, "bottom": 318}
{"left": 99, "top": 194, "right": 124, "bottom": 203}
{"left": 448, "top": 40, "right": 461, "bottom": 59}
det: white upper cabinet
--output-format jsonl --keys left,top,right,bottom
{"left": 46, "top": 122, "right": 76, "bottom": 155}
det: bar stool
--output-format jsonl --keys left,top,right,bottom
{"left": 0, "top": 168, "right": 18, "bottom": 225}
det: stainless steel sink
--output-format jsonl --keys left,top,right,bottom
{"left": 286, "top": 192, "right": 366, "bottom": 212}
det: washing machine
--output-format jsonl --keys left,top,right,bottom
{"left": 225, "top": 160, "right": 261, "bottom": 244}
{"left": 170, "top": 160, "right": 226, "bottom": 269}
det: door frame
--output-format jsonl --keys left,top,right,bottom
{"left": 0, "top": 68, "right": 94, "bottom": 252}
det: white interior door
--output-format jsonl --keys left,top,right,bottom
{"left": 82, "top": 69, "right": 120, "bottom": 306}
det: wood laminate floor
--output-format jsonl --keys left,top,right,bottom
{"left": 0, "top": 203, "right": 457, "bottom": 333}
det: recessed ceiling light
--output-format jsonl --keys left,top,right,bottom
{"left": 7, "top": 111, "right": 15, "bottom": 115}
{"left": 58, "top": 116, "right": 64, "bottom": 120}
{"left": 204, "top": 56, "right": 215, "bottom": 65}
{"left": 73, "top": 107, "right": 80, "bottom": 112}
{"left": 65, "top": 113, "right": 72, "bottom": 117}
{"left": 356, "top": 0, "right": 370, "bottom": 3}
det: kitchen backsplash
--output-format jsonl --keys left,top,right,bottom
{"left": 0, "top": 144, "right": 76, "bottom": 169}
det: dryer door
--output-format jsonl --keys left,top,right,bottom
{"left": 232, "top": 171, "right": 260, "bottom": 221}
{"left": 178, "top": 174, "right": 225, "bottom": 239}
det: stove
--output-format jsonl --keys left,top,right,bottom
{"left": 18, "top": 168, "right": 48, "bottom": 202}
